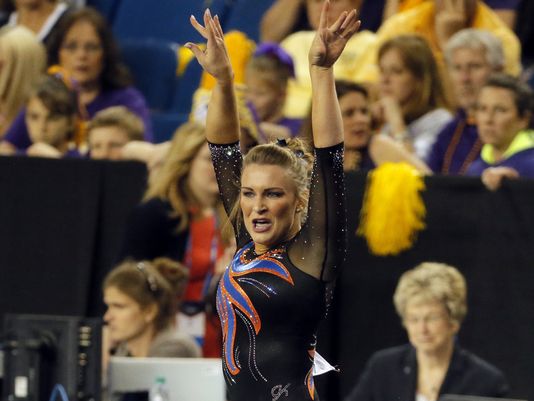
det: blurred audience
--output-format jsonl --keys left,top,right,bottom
{"left": 280, "top": 0, "right": 377, "bottom": 117}
{"left": 25, "top": 74, "right": 80, "bottom": 158}
{"left": 467, "top": 73, "right": 534, "bottom": 184}
{"left": 0, "top": 26, "right": 45, "bottom": 139}
{"left": 358, "top": 0, "right": 521, "bottom": 82}
{"left": 245, "top": 42, "right": 302, "bottom": 142}
{"left": 374, "top": 35, "right": 453, "bottom": 159}
{"left": 4, "top": 0, "right": 72, "bottom": 55}
{"left": 385, "top": 0, "right": 521, "bottom": 29}
{"left": 426, "top": 29, "right": 504, "bottom": 174}
{"left": 102, "top": 257, "right": 200, "bottom": 359}
{"left": 118, "top": 121, "right": 234, "bottom": 357}
{"left": 88, "top": 106, "right": 144, "bottom": 160}
{"left": 0, "top": 7, "right": 152, "bottom": 154}
{"left": 336, "top": 80, "right": 430, "bottom": 173}
{"left": 345, "top": 262, "right": 509, "bottom": 401}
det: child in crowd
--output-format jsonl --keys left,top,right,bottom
{"left": 244, "top": 42, "right": 302, "bottom": 142}
{"left": 87, "top": 106, "right": 145, "bottom": 160}
{"left": 25, "top": 74, "right": 80, "bottom": 158}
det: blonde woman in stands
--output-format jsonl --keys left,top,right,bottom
{"left": 0, "top": 26, "right": 45, "bottom": 139}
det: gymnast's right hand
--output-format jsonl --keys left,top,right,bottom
{"left": 185, "top": 9, "right": 233, "bottom": 84}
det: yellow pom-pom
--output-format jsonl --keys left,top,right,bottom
{"left": 357, "top": 162, "right": 426, "bottom": 255}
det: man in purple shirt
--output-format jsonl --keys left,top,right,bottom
{"left": 426, "top": 28, "right": 505, "bottom": 175}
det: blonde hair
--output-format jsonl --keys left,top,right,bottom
{"left": 378, "top": 35, "right": 453, "bottom": 123}
{"left": 103, "top": 257, "right": 188, "bottom": 333}
{"left": 144, "top": 121, "right": 209, "bottom": 232}
{"left": 393, "top": 262, "right": 467, "bottom": 324}
{"left": 88, "top": 106, "right": 144, "bottom": 141}
{"left": 0, "top": 26, "right": 46, "bottom": 135}
{"left": 230, "top": 138, "right": 313, "bottom": 232}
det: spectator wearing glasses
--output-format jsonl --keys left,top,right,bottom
{"left": 0, "top": 7, "right": 152, "bottom": 154}
{"left": 345, "top": 262, "right": 508, "bottom": 401}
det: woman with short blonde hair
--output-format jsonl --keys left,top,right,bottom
{"left": 346, "top": 262, "right": 508, "bottom": 401}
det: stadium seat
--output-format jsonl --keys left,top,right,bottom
{"left": 87, "top": 0, "right": 122, "bottom": 23}
{"left": 171, "top": 58, "right": 203, "bottom": 115}
{"left": 222, "top": 0, "right": 275, "bottom": 42}
{"left": 151, "top": 112, "right": 189, "bottom": 143}
{"left": 119, "top": 39, "right": 179, "bottom": 112}
{"left": 112, "top": 0, "right": 228, "bottom": 43}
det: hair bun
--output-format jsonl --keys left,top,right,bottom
{"left": 152, "top": 257, "right": 189, "bottom": 299}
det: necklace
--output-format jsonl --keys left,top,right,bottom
{"left": 441, "top": 117, "right": 481, "bottom": 174}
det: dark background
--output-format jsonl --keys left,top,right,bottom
{"left": 0, "top": 158, "right": 532, "bottom": 400}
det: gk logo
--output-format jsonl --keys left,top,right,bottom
{"left": 271, "top": 383, "right": 291, "bottom": 401}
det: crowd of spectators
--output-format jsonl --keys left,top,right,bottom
{"left": 0, "top": 0, "right": 533, "bottom": 399}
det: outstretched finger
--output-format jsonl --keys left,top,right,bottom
{"left": 213, "top": 15, "right": 225, "bottom": 39}
{"left": 184, "top": 42, "right": 205, "bottom": 64}
{"left": 318, "top": 0, "right": 330, "bottom": 31}
{"left": 190, "top": 15, "right": 208, "bottom": 39}
{"left": 329, "top": 10, "right": 348, "bottom": 34}
{"left": 340, "top": 9, "right": 358, "bottom": 31}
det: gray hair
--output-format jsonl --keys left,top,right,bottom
{"left": 444, "top": 29, "right": 504, "bottom": 71}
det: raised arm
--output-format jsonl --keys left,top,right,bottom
{"left": 185, "top": 10, "right": 239, "bottom": 144}
{"left": 309, "top": 1, "right": 360, "bottom": 148}
{"left": 289, "top": 1, "right": 359, "bottom": 281}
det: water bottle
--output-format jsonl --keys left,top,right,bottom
{"left": 149, "top": 376, "right": 170, "bottom": 401}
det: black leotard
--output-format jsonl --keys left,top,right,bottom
{"left": 209, "top": 141, "right": 346, "bottom": 401}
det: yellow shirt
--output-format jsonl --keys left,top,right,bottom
{"left": 356, "top": 1, "right": 521, "bottom": 82}
{"left": 281, "top": 30, "right": 378, "bottom": 118}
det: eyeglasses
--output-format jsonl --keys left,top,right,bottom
{"left": 136, "top": 262, "right": 158, "bottom": 293}
{"left": 404, "top": 313, "right": 447, "bottom": 326}
{"left": 61, "top": 42, "right": 102, "bottom": 54}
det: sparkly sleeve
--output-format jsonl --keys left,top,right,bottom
{"left": 208, "top": 141, "right": 251, "bottom": 247}
{"left": 288, "top": 143, "right": 347, "bottom": 283}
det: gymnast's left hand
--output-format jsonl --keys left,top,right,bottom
{"left": 308, "top": 0, "right": 360, "bottom": 69}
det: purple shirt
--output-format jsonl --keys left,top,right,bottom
{"left": 426, "top": 109, "right": 482, "bottom": 175}
{"left": 466, "top": 148, "right": 534, "bottom": 178}
{"left": 277, "top": 117, "right": 302, "bottom": 137}
{"left": 4, "top": 86, "right": 153, "bottom": 149}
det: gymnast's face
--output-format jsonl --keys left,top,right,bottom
{"left": 103, "top": 286, "right": 156, "bottom": 344}
{"left": 240, "top": 163, "right": 302, "bottom": 253}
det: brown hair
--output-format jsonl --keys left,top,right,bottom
{"left": 103, "top": 257, "right": 189, "bottom": 332}
{"left": 378, "top": 35, "right": 453, "bottom": 123}
{"left": 87, "top": 106, "right": 144, "bottom": 141}
{"left": 46, "top": 7, "right": 132, "bottom": 90}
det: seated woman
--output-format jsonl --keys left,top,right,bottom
{"left": 336, "top": 80, "right": 430, "bottom": 173}
{"left": 1, "top": 7, "right": 152, "bottom": 153}
{"left": 103, "top": 257, "right": 200, "bottom": 358}
{"left": 119, "top": 122, "right": 234, "bottom": 357}
{"left": 374, "top": 34, "right": 453, "bottom": 160}
{"left": 345, "top": 262, "right": 509, "bottom": 401}
{"left": 467, "top": 73, "right": 534, "bottom": 187}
